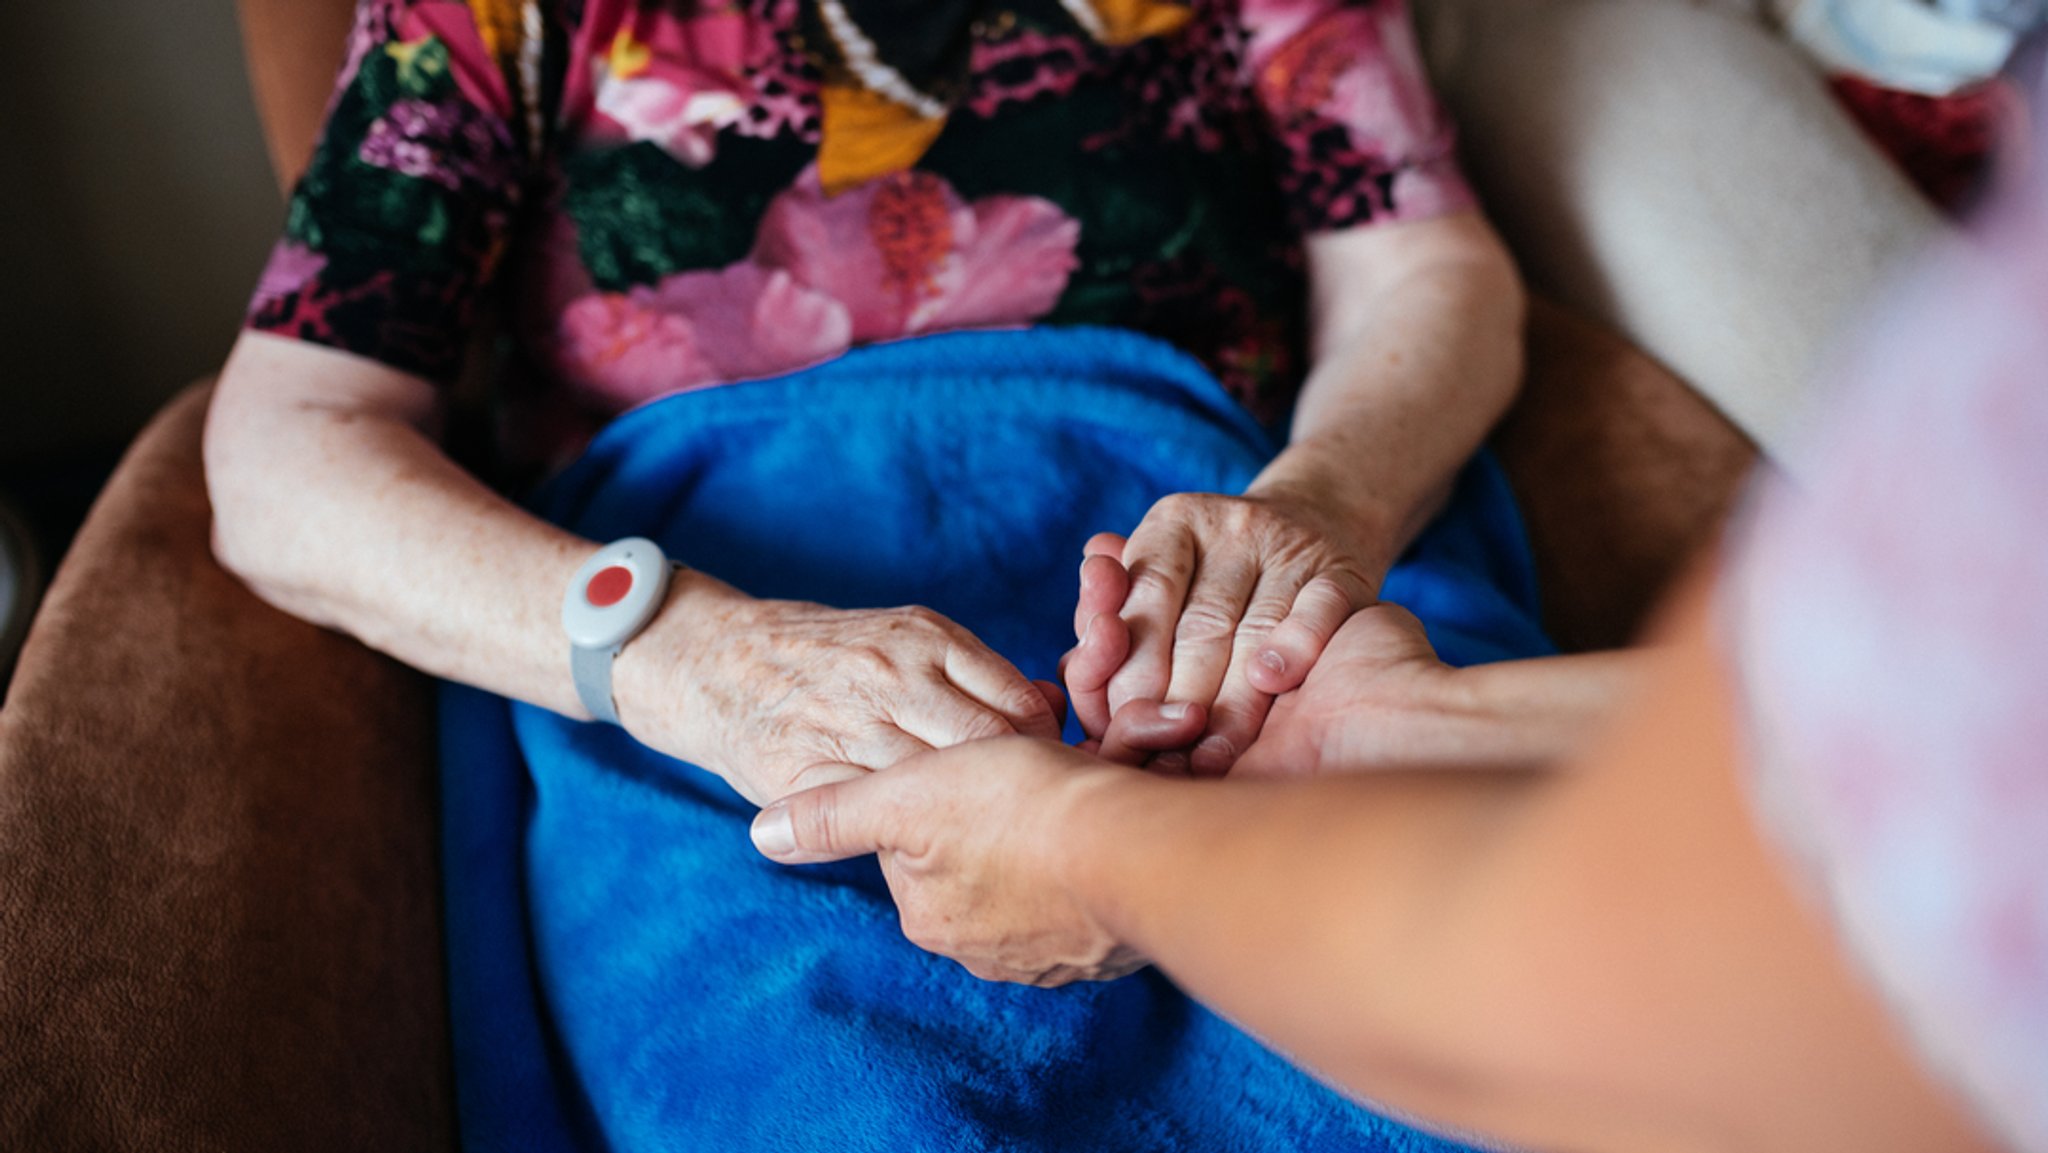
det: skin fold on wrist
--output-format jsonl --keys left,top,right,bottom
{"left": 1247, "top": 448, "right": 1413, "bottom": 581}
{"left": 609, "top": 567, "right": 742, "bottom": 759}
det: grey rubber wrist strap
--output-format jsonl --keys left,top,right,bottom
{"left": 572, "top": 642, "right": 622, "bottom": 725}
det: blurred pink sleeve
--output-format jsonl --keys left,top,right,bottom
{"left": 1724, "top": 75, "right": 2048, "bottom": 1153}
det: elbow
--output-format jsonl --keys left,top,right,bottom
{"left": 201, "top": 391, "right": 318, "bottom": 618}
{"left": 203, "top": 432, "right": 284, "bottom": 604}
{"left": 1468, "top": 232, "right": 1530, "bottom": 425}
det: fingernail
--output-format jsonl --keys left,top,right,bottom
{"left": 1154, "top": 752, "right": 1191, "bottom": 776}
{"left": 1161, "top": 701, "right": 1193, "bottom": 720}
{"left": 1257, "top": 649, "right": 1286, "bottom": 676}
{"left": 751, "top": 805, "right": 797, "bottom": 859}
{"left": 1081, "top": 615, "right": 1099, "bottom": 645}
{"left": 1192, "top": 735, "right": 1236, "bottom": 776}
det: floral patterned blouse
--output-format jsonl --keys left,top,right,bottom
{"left": 247, "top": 0, "right": 1473, "bottom": 449}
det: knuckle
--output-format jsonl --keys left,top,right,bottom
{"left": 1002, "top": 682, "right": 1055, "bottom": 725}
{"left": 1127, "top": 564, "right": 1183, "bottom": 601}
{"left": 955, "top": 710, "right": 1013, "bottom": 743}
{"left": 1295, "top": 576, "right": 1364, "bottom": 624}
{"left": 1301, "top": 573, "right": 1352, "bottom": 603}
{"left": 1107, "top": 661, "right": 1164, "bottom": 702}
{"left": 792, "top": 795, "right": 838, "bottom": 853}
{"left": 1173, "top": 600, "right": 1240, "bottom": 645}
{"left": 1207, "top": 700, "right": 1261, "bottom": 736}
{"left": 1237, "top": 598, "right": 1293, "bottom": 635}
{"left": 1151, "top": 491, "right": 1201, "bottom": 520}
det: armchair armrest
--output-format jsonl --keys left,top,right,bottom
{"left": 0, "top": 383, "right": 453, "bottom": 1150}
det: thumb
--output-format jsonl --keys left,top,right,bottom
{"left": 751, "top": 767, "right": 904, "bottom": 865}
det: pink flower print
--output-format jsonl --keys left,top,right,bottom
{"left": 921, "top": 195, "right": 1086, "bottom": 332}
{"left": 587, "top": 5, "right": 771, "bottom": 166}
{"left": 595, "top": 74, "right": 746, "bottom": 167}
{"left": 752, "top": 166, "right": 1079, "bottom": 343}
{"left": 638, "top": 262, "right": 853, "bottom": 384}
{"left": 554, "top": 292, "right": 719, "bottom": 407}
{"left": 1252, "top": 2, "right": 1441, "bottom": 162}
{"left": 1237, "top": 0, "right": 1339, "bottom": 75}
{"left": 359, "top": 97, "right": 518, "bottom": 194}
{"left": 550, "top": 263, "right": 852, "bottom": 409}
{"left": 252, "top": 242, "right": 329, "bottom": 310}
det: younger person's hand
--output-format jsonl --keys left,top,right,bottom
{"left": 1230, "top": 604, "right": 1449, "bottom": 777}
{"left": 748, "top": 736, "right": 1147, "bottom": 986}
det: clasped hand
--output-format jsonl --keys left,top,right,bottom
{"left": 750, "top": 603, "right": 1456, "bottom": 986}
{"left": 618, "top": 579, "right": 1065, "bottom": 807}
{"left": 1064, "top": 488, "right": 1388, "bottom": 774}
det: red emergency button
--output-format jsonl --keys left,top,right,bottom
{"left": 585, "top": 565, "right": 634, "bottom": 608}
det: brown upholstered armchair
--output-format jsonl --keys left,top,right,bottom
{"left": 0, "top": 1, "right": 1759, "bottom": 1148}
{"left": 0, "top": 3, "right": 453, "bottom": 1146}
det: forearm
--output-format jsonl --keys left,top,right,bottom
{"left": 1067, "top": 768, "right": 1528, "bottom": 1124}
{"left": 1252, "top": 215, "right": 1525, "bottom": 577}
{"left": 204, "top": 332, "right": 729, "bottom": 724}
{"left": 1364, "top": 649, "right": 1646, "bottom": 774}
{"left": 1051, "top": 587, "right": 1987, "bottom": 1153}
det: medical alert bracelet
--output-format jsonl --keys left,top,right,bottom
{"left": 562, "top": 537, "right": 674, "bottom": 725}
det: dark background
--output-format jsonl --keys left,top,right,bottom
{"left": 0, "top": 1, "right": 283, "bottom": 570}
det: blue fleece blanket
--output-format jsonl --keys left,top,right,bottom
{"left": 439, "top": 327, "right": 1549, "bottom": 1152}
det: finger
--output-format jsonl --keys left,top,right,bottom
{"left": 1106, "top": 521, "right": 1196, "bottom": 717}
{"left": 1083, "top": 532, "right": 1127, "bottom": 562}
{"left": 1096, "top": 700, "right": 1207, "bottom": 766}
{"left": 784, "top": 760, "right": 871, "bottom": 796}
{"left": 1147, "top": 751, "right": 1192, "bottom": 778}
{"left": 1072, "top": 553, "right": 1132, "bottom": 639}
{"left": 752, "top": 769, "right": 905, "bottom": 864}
{"left": 1159, "top": 551, "right": 1258, "bottom": 715}
{"left": 1189, "top": 581, "right": 1297, "bottom": 776}
{"left": 892, "top": 686, "right": 1029, "bottom": 750}
{"left": 1062, "top": 610, "right": 1130, "bottom": 738}
{"left": 843, "top": 724, "right": 935, "bottom": 774}
{"left": 1249, "top": 573, "right": 1373, "bottom": 694}
{"left": 1189, "top": 653, "right": 1274, "bottom": 779}
{"left": 944, "top": 642, "right": 1064, "bottom": 740}
{"left": 1032, "top": 680, "right": 1069, "bottom": 731}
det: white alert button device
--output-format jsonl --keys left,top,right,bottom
{"left": 563, "top": 537, "right": 674, "bottom": 725}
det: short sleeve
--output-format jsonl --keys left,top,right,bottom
{"left": 1237, "top": 0, "right": 1474, "bottom": 233}
{"left": 245, "top": 0, "right": 539, "bottom": 383}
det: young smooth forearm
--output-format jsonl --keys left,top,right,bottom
{"left": 1252, "top": 215, "right": 1525, "bottom": 575}
{"left": 1050, "top": 598, "right": 1992, "bottom": 1153}
{"left": 1352, "top": 650, "right": 1647, "bottom": 774}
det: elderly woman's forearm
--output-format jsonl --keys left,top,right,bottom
{"left": 204, "top": 332, "right": 722, "bottom": 723}
{"left": 1254, "top": 215, "right": 1526, "bottom": 573}
{"left": 203, "top": 333, "right": 1063, "bottom": 800}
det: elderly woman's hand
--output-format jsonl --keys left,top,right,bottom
{"left": 1066, "top": 487, "right": 1387, "bottom": 776}
{"left": 616, "top": 574, "right": 1065, "bottom": 807}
